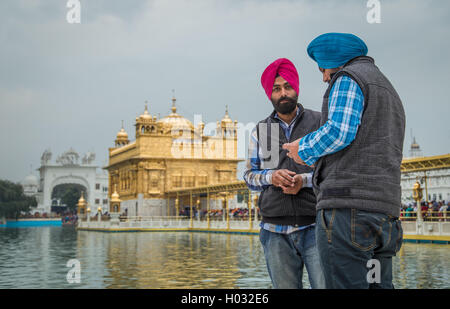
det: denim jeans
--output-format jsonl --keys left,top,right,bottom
{"left": 316, "top": 208, "right": 403, "bottom": 289}
{"left": 259, "top": 225, "right": 326, "bottom": 289}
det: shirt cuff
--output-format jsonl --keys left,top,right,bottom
{"left": 265, "top": 170, "right": 274, "bottom": 185}
{"left": 301, "top": 173, "right": 313, "bottom": 188}
{"left": 298, "top": 147, "right": 318, "bottom": 166}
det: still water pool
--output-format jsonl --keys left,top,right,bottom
{"left": 0, "top": 227, "right": 448, "bottom": 288}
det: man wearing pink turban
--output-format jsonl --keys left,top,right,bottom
{"left": 243, "top": 58, "right": 325, "bottom": 289}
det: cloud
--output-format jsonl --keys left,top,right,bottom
{"left": 0, "top": 0, "right": 449, "bottom": 182}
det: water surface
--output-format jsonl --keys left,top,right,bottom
{"left": 0, "top": 227, "right": 448, "bottom": 289}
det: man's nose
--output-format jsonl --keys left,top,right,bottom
{"left": 280, "top": 88, "right": 288, "bottom": 97}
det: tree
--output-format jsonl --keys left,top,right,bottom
{"left": 51, "top": 184, "right": 84, "bottom": 213}
{"left": 0, "top": 179, "right": 37, "bottom": 219}
{"left": 61, "top": 186, "right": 82, "bottom": 212}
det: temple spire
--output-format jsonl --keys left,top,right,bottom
{"left": 171, "top": 90, "right": 177, "bottom": 114}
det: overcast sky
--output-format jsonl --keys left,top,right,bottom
{"left": 1, "top": 0, "right": 449, "bottom": 182}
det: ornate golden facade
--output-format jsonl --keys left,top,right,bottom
{"left": 105, "top": 97, "right": 243, "bottom": 213}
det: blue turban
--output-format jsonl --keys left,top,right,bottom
{"left": 307, "top": 33, "right": 368, "bottom": 69}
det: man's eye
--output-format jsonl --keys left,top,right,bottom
{"left": 285, "top": 85, "right": 292, "bottom": 90}
{"left": 273, "top": 88, "right": 280, "bottom": 92}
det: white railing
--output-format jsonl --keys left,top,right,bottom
{"left": 79, "top": 215, "right": 261, "bottom": 231}
{"left": 77, "top": 214, "right": 450, "bottom": 237}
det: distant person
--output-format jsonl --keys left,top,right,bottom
{"left": 406, "top": 204, "right": 414, "bottom": 221}
{"left": 439, "top": 203, "right": 448, "bottom": 221}
{"left": 421, "top": 202, "right": 429, "bottom": 220}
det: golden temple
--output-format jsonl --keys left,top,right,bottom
{"left": 105, "top": 97, "right": 243, "bottom": 217}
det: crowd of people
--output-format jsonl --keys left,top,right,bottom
{"left": 15, "top": 210, "right": 114, "bottom": 225}
{"left": 400, "top": 200, "right": 449, "bottom": 221}
{"left": 178, "top": 207, "right": 261, "bottom": 221}
{"left": 15, "top": 200, "right": 449, "bottom": 224}
{"left": 14, "top": 211, "right": 80, "bottom": 225}
{"left": 62, "top": 213, "right": 78, "bottom": 225}
{"left": 18, "top": 212, "right": 57, "bottom": 219}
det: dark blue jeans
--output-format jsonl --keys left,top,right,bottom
{"left": 259, "top": 225, "right": 325, "bottom": 289}
{"left": 316, "top": 208, "right": 403, "bottom": 289}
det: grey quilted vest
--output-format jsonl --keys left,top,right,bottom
{"left": 313, "top": 56, "right": 406, "bottom": 217}
{"left": 257, "top": 104, "right": 321, "bottom": 226}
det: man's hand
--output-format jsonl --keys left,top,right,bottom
{"left": 272, "top": 169, "right": 296, "bottom": 188}
{"left": 282, "top": 138, "right": 308, "bottom": 166}
{"left": 281, "top": 174, "right": 303, "bottom": 195}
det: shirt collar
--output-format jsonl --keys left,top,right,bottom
{"left": 273, "top": 104, "right": 303, "bottom": 127}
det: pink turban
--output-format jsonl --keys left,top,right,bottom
{"left": 261, "top": 58, "right": 299, "bottom": 100}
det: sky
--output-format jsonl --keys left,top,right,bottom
{"left": 1, "top": 0, "right": 449, "bottom": 182}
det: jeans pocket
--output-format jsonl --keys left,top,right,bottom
{"left": 351, "top": 209, "right": 378, "bottom": 251}
{"left": 394, "top": 220, "right": 403, "bottom": 253}
{"left": 320, "top": 209, "right": 335, "bottom": 243}
{"left": 259, "top": 228, "right": 268, "bottom": 247}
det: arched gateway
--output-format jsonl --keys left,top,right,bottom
{"left": 32, "top": 148, "right": 109, "bottom": 214}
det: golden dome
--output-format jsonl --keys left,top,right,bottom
{"left": 221, "top": 105, "right": 233, "bottom": 124}
{"left": 77, "top": 192, "right": 86, "bottom": 206}
{"left": 139, "top": 103, "right": 152, "bottom": 120}
{"left": 116, "top": 121, "right": 128, "bottom": 139}
{"left": 411, "top": 137, "right": 420, "bottom": 150}
{"left": 157, "top": 97, "right": 194, "bottom": 131}
{"left": 117, "top": 129, "right": 128, "bottom": 139}
{"left": 110, "top": 185, "right": 121, "bottom": 203}
{"left": 158, "top": 114, "right": 195, "bottom": 131}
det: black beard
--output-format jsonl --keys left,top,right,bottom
{"left": 271, "top": 95, "right": 298, "bottom": 115}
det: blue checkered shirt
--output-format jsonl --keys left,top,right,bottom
{"left": 298, "top": 75, "right": 364, "bottom": 165}
{"left": 243, "top": 106, "right": 314, "bottom": 234}
{"left": 243, "top": 106, "right": 313, "bottom": 192}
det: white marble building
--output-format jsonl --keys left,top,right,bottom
{"left": 22, "top": 173, "right": 39, "bottom": 197}
{"left": 401, "top": 138, "right": 450, "bottom": 204}
{"left": 401, "top": 168, "right": 450, "bottom": 204}
{"left": 25, "top": 149, "right": 109, "bottom": 214}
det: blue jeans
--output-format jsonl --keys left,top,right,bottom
{"left": 259, "top": 225, "right": 326, "bottom": 289}
{"left": 316, "top": 208, "right": 403, "bottom": 289}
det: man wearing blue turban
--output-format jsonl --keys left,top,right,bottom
{"left": 307, "top": 33, "right": 368, "bottom": 69}
{"left": 283, "top": 33, "right": 406, "bottom": 289}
